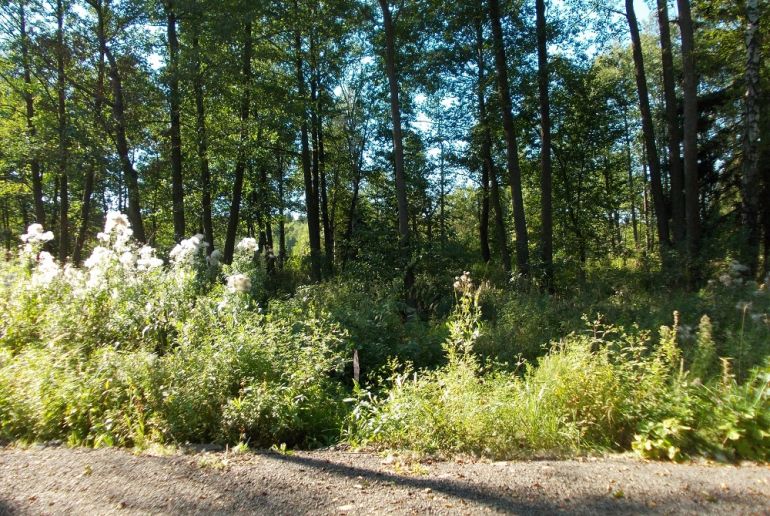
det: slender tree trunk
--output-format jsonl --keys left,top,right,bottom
{"left": 56, "top": 0, "right": 69, "bottom": 261}
{"left": 657, "top": 0, "right": 685, "bottom": 246}
{"left": 19, "top": 1, "right": 45, "bottom": 226}
{"left": 277, "top": 151, "right": 286, "bottom": 268}
{"left": 536, "top": 0, "right": 553, "bottom": 290}
{"left": 73, "top": 26, "right": 105, "bottom": 264}
{"left": 678, "top": 0, "right": 701, "bottom": 280}
{"left": 378, "top": 0, "right": 413, "bottom": 293}
{"left": 295, "top": 25, "right": 322, "bottom": 281}
{"left": 626, "top": 0, "right": 669, "bottom": 252}
{"left": 488, "top": 0, "right": 529, "bottom": 276}
{"left": 223, "top": 21, "right": 252, "bottom": 263}
{"left": 623, "top": 108, "right": 639, "bottom": 248}
{"left": 342, "top": 136, "right": 364, "bottom": 269}
{"left": 104, "top": 53, "right": 144, "bottom": 241}
{"left": 479, "top": 147, "right": 491, "bottom": 263}
{"left": 192, "top": 32, "right": 214, "bottom": 249}
{"left": 741, "top": 0, "right": 761, "bottom": 274}
{"left": 97, "top": 0, "right": 144, "bottom": 241}
{"left": 319, "top": 114, "right": 333, "bottom": 271}
{"left": 474, "top": 15, "right": 509, "bottom": 271}
{"left": 166, "top": 0, "right": 185, "bottom": 242}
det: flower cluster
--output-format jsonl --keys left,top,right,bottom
{"left": 21, "top": 223, "right": 54, "bottom": 245}
{"left": 226, "top": 274, "right": 252, "bottom": 294}
{"left": 97, "top": 212, "right": 133, "bottom": 252}
{"left": 169, "top": 234, "right": 208, "bottom": 267}
{"left": 235, "top": 237, "right": 258, "bottom": 255}
{"left": 453, "top": 271, "right": 473, "bottom": 295}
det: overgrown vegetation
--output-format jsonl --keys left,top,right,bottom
{"left": 1, "top": 219, "right": 768, "bottom": 462}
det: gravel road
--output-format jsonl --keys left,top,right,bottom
{"left": 0, "top": 446, "right": 768, "bottom": 515}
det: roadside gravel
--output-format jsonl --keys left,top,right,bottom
{"left": 0, "top": 446, "right": 768, "bottom": 515}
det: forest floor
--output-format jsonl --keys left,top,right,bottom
{"left": 0, "top": 445, "right": 768, "bottom": 515}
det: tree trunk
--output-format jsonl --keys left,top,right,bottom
{"left": 319, "top": 113, "right": 334, "bottom": 271}
{"left": 626, "top": 0, "right": 669, "bottom": 252}
{"left": 657, "top": 0, "right": 685, "bottom": 246}
{"left": 73, "top": 24, "right": 105, "bottom": 264}
{"left": 104, "top": 54, "right": 144, "bottom": 241}
{"left": 740, "top": 0, "right": 761, "bottom": 274}
{"left": 166, "top": 0, "right": 185, "bottom": 242}
{"left": 623, "top": 108, "right": 639, "bottom": 248}
{"left": 536, "top": 0, "right": 553, "bottom": 290}
{"left": 98, "top": 1, "right": 145, "bottom": 241}
{"left": 56, "top": 0, "right": 69, "bottom": 261}
{"left": 19, "top": 1, "right": 45, "bottom": 226}
{"left": 295, "top": 24, "right": 322, "bottom": 281}
{"left": 479, "top": 146, "right": 491, "bottom": 263}
{"left": 277, "top": 151, "right": 287, "bottom": 268}
{"left": 475, "top": 14, "right": 510, "bottom": 271}
{"left": 223, "top": 21, "right": 252, "bottom": 263}
{"left": 378, "top": 0, "right": 413, "bottom": 292}
{"left": 488, "top": 0, "right": 529, "bottom": 276}
{"left": 192, "top": 32, "right": 214, "bottom": 249}
{"left": 677, "top": 0, "right": 701, "bottom": 279}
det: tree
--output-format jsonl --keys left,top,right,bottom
{"left": 165, "top": 0, "right": 185, "bottom": 242}
{"left": 740, "top": 0, "right": 761, "bottom": 274}
{"left": 378, "top": 0, "right": 413, "bottom": 292}
{"left": 488, "top": 0, "right": 529, "bottom": 276}
{"left": 223, "top": 20, "right": 252, "bottom": 264}
{"left": 657, "top": 0, "right": 685, "bottom": 247}
{"left": 677, "top": 0, "right": 700, "bottom": 279}
{"left": 626, "top": 0, "right": 669, "bottom": 252}
{"left": 536, "top": 0, "right": 553, "bottom": 290}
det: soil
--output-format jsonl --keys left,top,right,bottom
{"left": 0, "top": 445, "right": 768, "bottom": 515}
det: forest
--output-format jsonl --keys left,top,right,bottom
{"left": 0, "top": 0, "right": 768, "bottom": 462}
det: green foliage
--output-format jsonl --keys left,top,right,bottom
{"left": 0, "top": 220, "right": 349, "bottom": 448}
{"left": 347, "top": 273, "right": 770, "bottom": 462}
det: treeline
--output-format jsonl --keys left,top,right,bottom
{"left": 0, "top": 0, "right": 767, "bottom": 289}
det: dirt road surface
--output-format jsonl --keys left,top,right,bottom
{"left": 0, "top": 446, "right": 768, "bottom": 515}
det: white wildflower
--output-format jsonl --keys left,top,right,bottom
{"left": 104, "top": 211, "right": 130, "bottom": 235}
{"left": 235, "top": 237, "right": 258, "bottom": 254}
{"left": 718, "top": 274, "right": 732, "bottom": 287}
{"left": 119, "top": 251, "right": 137, "bottom": 268}
{"left": 31, "top": 251, "right": 60, "bottom": 287}
{"left": 226, "top": 274, "right": 252, "bottom": 294}
{"left": 136, "top": 246, "right": 164, "bottom": 270}
{"left": 20, "top": 223, "right": 54, "bottom": 244}
{"left": 207, "top": 249, "right": 223, "bottom": 267}
{"left": 170, "top": 234, "right": 208, "bottom": 267}
{"left": 84, "top": 246, "right": 112, "bottom": 269}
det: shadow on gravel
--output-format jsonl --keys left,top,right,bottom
{"left": 0, "top": 498, "right": 18, "bottom": 515}
{"left": 267, "top": 453, "right": 655, "bottom": 514}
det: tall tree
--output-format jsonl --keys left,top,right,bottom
{"left": 740, "top": 0, "right": 761, "bottom": 274}
{"left": 378, "top": 0, "right": 413, "bottom": 291}
{"left": 191, "top": 22, "right": 213, "bottom": 249}
{"left": 657, "top": 0, "right": 685, "bottom": 246}
{"left": 73, "top": 23, "right": 105, "bottom": 264}
{"left": 475, "top": 13, "right": 510, "bottom": 271}
{"left": 92, "top": 0, "right": 146, "bottom": 241}
{"left": 488, "top": 0, "right": 529, "bottom": 276}
{"left": 536, "top": 0, "right": 553, "bottom": 290}
{"left": 677, "top": 0, "right": 700, "bottom": 277}
{"left": 626, "top": 0, "right": 669, "bottom": 252}
{"left": 223, "top": 21, "right": 252, "bottom": 263}
{"left": 55, "top": 0, "right": 69, "bottom": 260}
{"left": 295, "top": 18, "right": 322, "bottom": 281}
{"left": 19, "top": 0, "right": 45, "bottom": 226}
{"left": 165, "top": 0, "right": 185, "bottom": 242}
